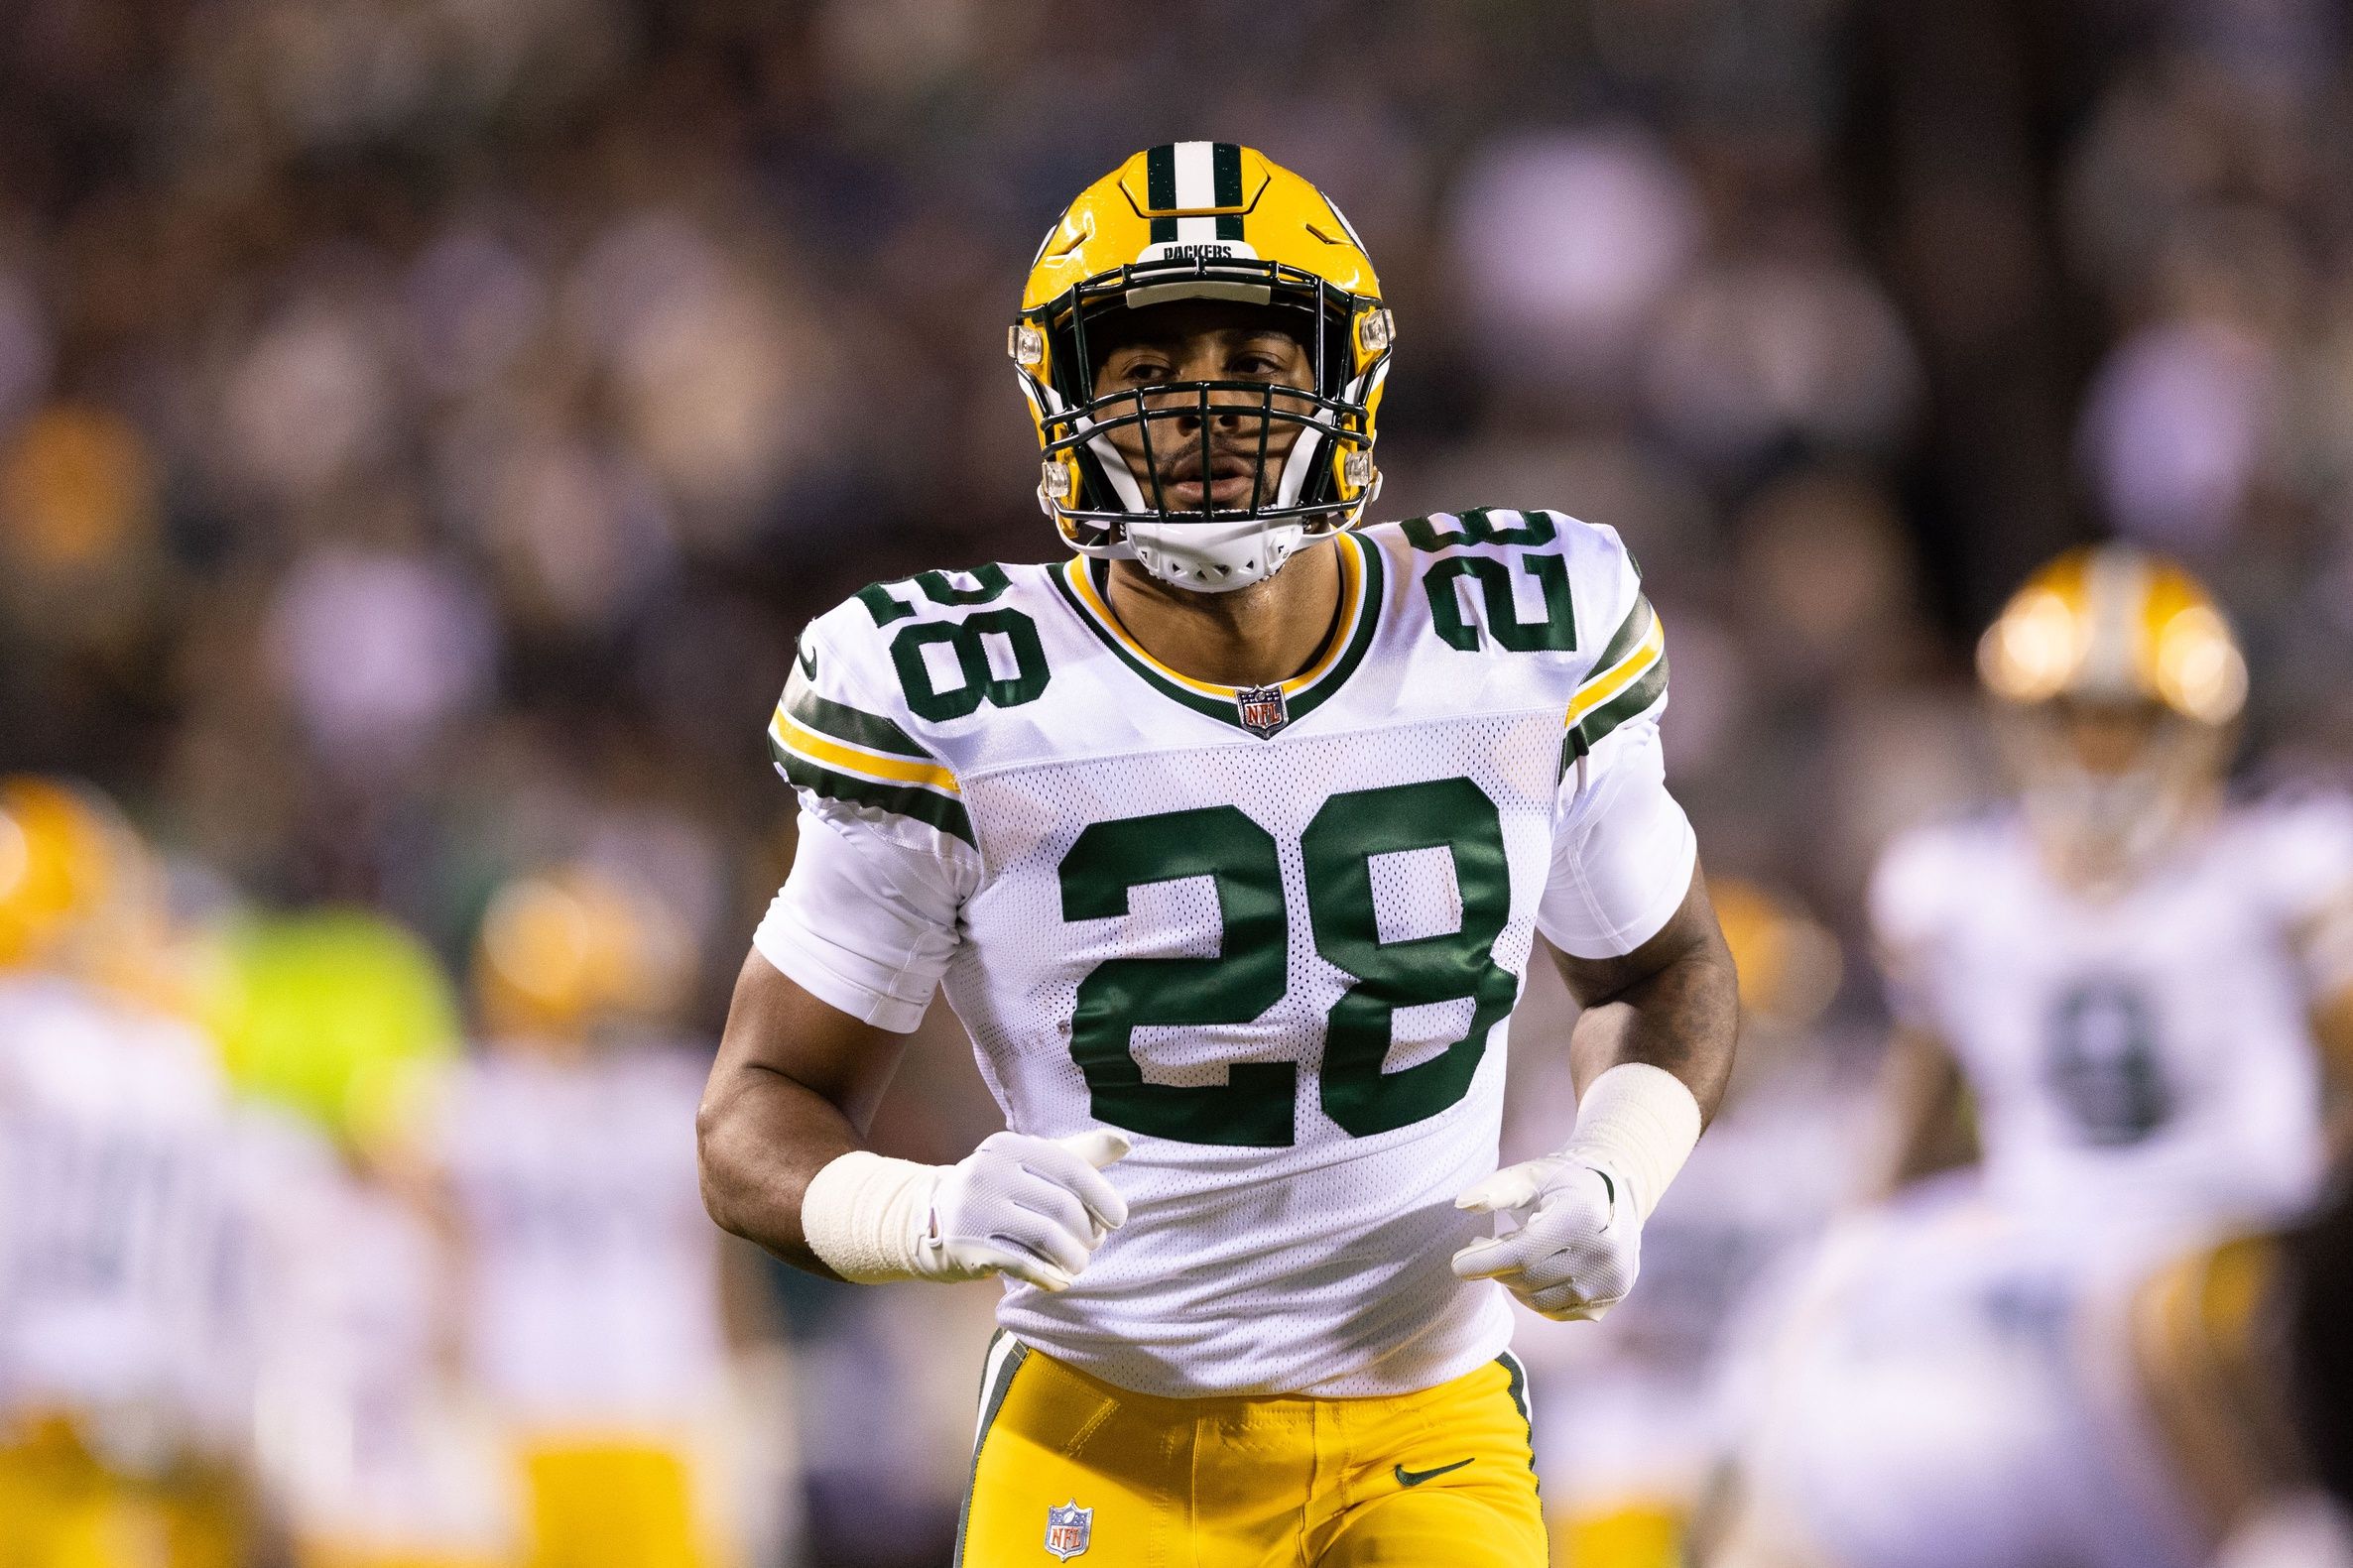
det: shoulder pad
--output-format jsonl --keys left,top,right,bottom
{"left": 766, "top": 576, "right": 1002, "bottom": 849}
{"left": 1377, "top": 508, "right": 1666, "bottom": 754}
{"left": 1869, "top": 816, "right": 2006, "bottom": 951}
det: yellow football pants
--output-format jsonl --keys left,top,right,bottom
{"left": 955, "top": 1335, "right": 1548, "bottom": 1567}
{"left": 515, "top": 1438, "right": 714, "bottom": 1568}
{"left": 0, "top": 1416, "right": 247, "bottom": 1568}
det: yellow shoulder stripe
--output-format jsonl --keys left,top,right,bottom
{"left": 769, "top": 708, "right": 961, "bottom": 796}
{"left": 1565, "top": 615, "right": 1666, "bottom": 729}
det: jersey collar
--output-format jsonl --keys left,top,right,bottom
{"left": 1051, "top": 531, "right": 1386, "bottom": 734}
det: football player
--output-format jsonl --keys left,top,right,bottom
{"left": 432, "top": 866, "right": 738, "bottom": 1568}
{"left": 0, "top": 777, "right": 255, "bottom": 1568}
{"left": 1869, "top": 545, "right": 2353, "bottom": 1226}
{"left": 1705, "top": 1174, "right": 2353, "bottom": 1568}
{"left": 696, "top": 144, "right": 1739, "bottom": 1566}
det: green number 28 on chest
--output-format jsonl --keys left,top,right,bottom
{"left": 1057, "top": 777, "right": 1522, "bottom": 1147}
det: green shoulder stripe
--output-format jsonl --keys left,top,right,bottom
{"left": 787, "top": 687, "right": 932, "bottom": 760}
{"left": 1587, "top": 592, "right": 1657, "bottom": 678}
{"left": 774, "top": 749, "right": 976, "bottom": 846}
{"left": 1566, "top": 656, "right": 1669, "bottom": 761}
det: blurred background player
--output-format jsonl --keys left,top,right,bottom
{"left": 200, "top": 905, "right": 502, "bottom": 1568}
{"left": 0, "top": 777, "right": 254, "bottom": 1568}
{"left": 1527, "top": 883, "right": 1872, "bottom": 1568}
{"left": 1870, "top": 546, "right": 2353, "bottom": 1226}
{"left": 428, "top": 866, "right": 747, "bottom": 1568}
{"left": 1706, "top": 1173, "right": 2353, "bottom": 1568}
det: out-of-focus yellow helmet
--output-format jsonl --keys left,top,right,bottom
{"left": 0, "top": 776, "right": 155, "bottom": 978}
{"left": 1012, "top": 142, "right": 1393, "bottom": 591}
{"left": 1977, "top": 544, "right": 2247, "bottom": 726}
{"left": 1977, "top": 545, "right": 2245, "bottom": 887}
{"left": 472, "top": 865, "right": 693, "bottom": 1042}
{"left": 1711, "top": 879, "right": 1844, "bottom": 1029}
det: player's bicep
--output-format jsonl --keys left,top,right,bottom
{"left": 1538, "top": 715, "right": 1698, "bottom": 961}
{"left": 710, "top": 948, "right": 911, "bottom": 1136}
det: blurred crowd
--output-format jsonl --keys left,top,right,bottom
{"left": 6, "top": 0, "right": 2353, "bottom": 1564}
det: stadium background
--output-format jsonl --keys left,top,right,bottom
{"left": 1, "top": 0, "right": 2349, "bottom": 1563}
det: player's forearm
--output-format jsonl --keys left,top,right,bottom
{"left": 698, "top": 949, "right": 918, "bottom": 1275}
{"left": 695, "top": 1062, "right": 862, "bottom": 1275}
{"left": 1865, "top": 1026, "right": 1976, "bottom": 1198}
{"left": 1560, "top": 880, "right": 1740, "bottom": 1128}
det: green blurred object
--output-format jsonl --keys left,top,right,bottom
{"left": 204, "top": 907, "right": 461, "bottom": 1150}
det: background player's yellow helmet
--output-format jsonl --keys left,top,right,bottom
{"left": 1977, "top": 544, "right": 2247, "bottom": 726}
{"left": 1975, "top": 545, "right": 2246, "bottom": 887}
{"left": 1013, "top": 142, "right": 1393, "bottom": 592}
{"left": 471, "top": 864, "right": 693, "bottom": 1043}
{"left": 0, "top": 775, "right": 166, "bottom": 986}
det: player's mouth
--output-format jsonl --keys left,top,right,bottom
{"left": 1158, "top": 451, "right": 1258, "bottom": 511}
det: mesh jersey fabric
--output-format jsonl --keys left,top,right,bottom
{"left": 756, "top": 512, "right": 1693, "bottom": 1396}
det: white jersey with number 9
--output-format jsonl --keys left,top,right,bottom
{"left": 1871, "top": 797, "right": 2353, "bottom": 1227}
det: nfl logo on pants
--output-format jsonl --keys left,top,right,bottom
{"left": 1045, "top": 1501, "right": 1093, "bottom": 1561}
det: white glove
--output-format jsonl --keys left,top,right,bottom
{"left": 924, "top": 1129, "right": 1132, "bottom": 1291}
{"left": 1450, "top": 1152, "right": 1639, "bottom": 1321}
{"left": 799, "top": 1128, "right": 1132, "bottom": 1290}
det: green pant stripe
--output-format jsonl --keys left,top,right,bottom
{"left": 1495, "top": 1350, "right": 1539, "bottom": 1490}
{"left": 952, "top": 1333, "right": 1032, "bottom": 1568}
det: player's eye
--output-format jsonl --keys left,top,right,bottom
{"left": 1112, "top": 361, "right": 1169, "bottom": 389}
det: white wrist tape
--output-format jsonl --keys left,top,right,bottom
{"left": 799, "top": 1149, "right": 940, "bottom": 1283}
{"left": 1560, "top": 1062, "right": 1703, "bottom": 1221}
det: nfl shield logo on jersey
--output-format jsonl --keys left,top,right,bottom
{"left": 1044, "top": 1501, "right": 1093, "bottom": 1561}
{"left": 1234, "top": 684, "right": 1290, "bottom": 738}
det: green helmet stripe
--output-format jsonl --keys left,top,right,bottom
{"left": 1146, "top": 143, "right": 1177, "bottom": 241}
{"left": 1211, "top": 142, "right": 1243, "bottom": 206}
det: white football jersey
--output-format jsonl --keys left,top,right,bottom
{"left": 433, "top": 1043, "right": 724, "bottom": 1424}
{"left": 1724, "top": 1180, "right": 2220, "bottom": 1568}
{"left": 755, "top": 512, "right": 1697, "bottom": 1397}
{"left": 0, "top": 975, "right": 238, "bottom": 1439}
{"left": 262, "top": 1145, "right": 507, "bottom": 1557}
{"left": 1871, "top": 797, "right": 2353, "bottom": 1227}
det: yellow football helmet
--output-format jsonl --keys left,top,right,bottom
{"left": 1977, "top": 544, "right": 2246, "bottom": 885}
{"left": 472, "top": 865, "right": 694, "bottom": 1043}
{"left": 1711, "top": 878, "right": 1844, "bottom": 1029}
{"left": 0, "top": 775, "right": 153, "bottom": 978}
{"left": 1013, "top": 142, "right": 1393, "bottom": 592}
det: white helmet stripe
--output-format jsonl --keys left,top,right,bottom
{"left": 2081, "top": 547, "right": 2151, "bottom": 699}
{"left": 1174, "top": 141, "right": 1216, "bottom": 207}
